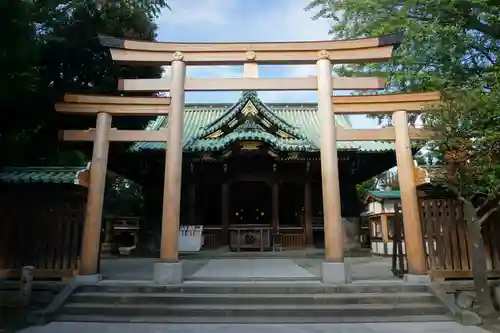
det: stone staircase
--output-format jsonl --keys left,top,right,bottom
{"left": 54, "top": 283, "right": 453, "bottom": 323}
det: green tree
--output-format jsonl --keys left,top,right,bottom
{"left": 356, "top": 177, "right": 376, "bottom": 201}
{"left": 305, "top": 0, "right": 499, "bottom": 124}
{"left": 0, "top": 0, "right": 170, "bottom": 166}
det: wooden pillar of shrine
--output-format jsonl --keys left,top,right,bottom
{"left": 393, "top": 110, "right": 427, "bottom": 275}
{"left": 79, "top": 112, "right": 111, "bottom": 277}
{"left": 317, "top": 55, "right": 344, "bottom": 264}
{"left": 221, "top": 183, "right": 229, "bottom": 244}
{"left": 272, "top": 183, "right": 279, "bottom": 232}
{"left": 304, "top": 182, "right": 314, "bottom": 246}
{"left": 160, "top": 55, "right": 186, "bottom": 262}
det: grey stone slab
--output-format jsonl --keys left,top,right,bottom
{"left": 73, "top": 274, "right": 102, "bottom": 283}
{"left": 322, "top": 262, "right": 347, "bottom": 284}
{"left": 99, "top": 258, "right": 207, "bottom": 281}
{"left": 99, "top": 254, "right": 400, "bottom": 282}
{"left": 153, "top": 261, "right": 183, "bottom": 285}
{"left": 16, "top": 322, "right": 491, "bottom": 333}
{"left": 295, "top": 256, "right": 399, "bottom": 281}
{"left": 190, "top": 259, "right": 316, "bottom": 279}
{"left": 404, "top": 274, "right": 431, "bottom": 284}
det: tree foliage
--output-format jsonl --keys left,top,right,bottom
{"left": 306, "top": 0, "right": 500, "bottom": 124}
{"left": 426, "top": 77, "right": 500, "bottom": 219}
{"left": 1, "top": 0, "right": 169, "bottom": 166}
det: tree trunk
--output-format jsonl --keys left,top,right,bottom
{"left": 463, "top": 201, "right": 496, "bottom": 315}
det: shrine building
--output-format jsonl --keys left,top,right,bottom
{"left": 120, "top": 91, "right": 399, "bottom": 252}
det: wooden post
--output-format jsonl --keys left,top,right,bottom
{"left": 381, "top": 214, "right": 389, "bottom": 255}
{"left": 188, "top": 183, "right": 196, "bottom": 225}
{"left": 381, "top": 214, "right": 389, "bottom": 243}
{"left": 221, "top": 183, "right": 229, "bottom": 244}
{"left": 160, "top": 56, "right": 186, "bottom": 261}
{"left": 393, "top": 110, "right": 427, "bottom": 275}
{"left": 79, "top": 112, "right": 111, "bottom": 275}
{"left": 272, "top": 183, "right": 279, "bottom": 232}
{"left": 304, "top": 182, "right": 314, "bottom": 246}
{"left": 317, "top": 56, "right": 344, "bottom": 262}
{"left": 243, "top": 62, "right": 259, "bottom": 78}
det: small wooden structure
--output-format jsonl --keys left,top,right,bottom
{"left": 391, "top": 166, "right": 500, "bottom": 280}
{"left": 363, "top": 190, "right": 400, "bottom": 256}
{"left": 0, "top": 164, "right": 138, "bottom": 280}
{"left": 0, "top": 166, "right": 89, "bottom": 280}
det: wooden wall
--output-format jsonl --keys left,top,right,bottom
{"left": 0, "top": 185, "right": 85, "bottom": 280}
{"left": 392, "top": 198, "right": 500, "bottom": 280}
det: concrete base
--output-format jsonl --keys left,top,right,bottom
{"left": 321, "top": 262, "right": 348, "bottom": 284}
{"left": 154, "top": 261, "right": 183, "bottom": 285}
{"left": 404, "top": 274, "right": 431, "bottom": 284}
{"left": 73, "top": 274, "right": 102, "bottom": 284}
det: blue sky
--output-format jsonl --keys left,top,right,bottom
{"left": 155, "top": 0, "right": 379, "bottom": 129}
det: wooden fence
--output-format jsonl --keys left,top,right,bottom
{"left": 0, "top": 185, "right": 85, "bottom": 280}
{"left": 392, "top": 199, "right": 500, "bottom": 280}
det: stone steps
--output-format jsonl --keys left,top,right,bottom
{"left": 74, "top": 283, "right": 430, "bottom": 294}
{"left": 55, "top": 314, "right": 452, "bottom": 324}
{"left": 69, "top": 291, "right": 436, "bottom": 305}
{"left": 55, "top": 283, "right": 452, "bottom": 324}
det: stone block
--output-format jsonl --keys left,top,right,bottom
{"left": 154, "top": 261, "right": 183, "bottom": 285}
{"left": 403, "top": 274, "right": 431, "bottom": 284}
{"left": 73, "top": 274, "right": 102, "bottom": 284}
{"left": 321, "top": 261, "right": 348, "bottom": 284}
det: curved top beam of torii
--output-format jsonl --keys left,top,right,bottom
{"left": 98, "top": 32, "right": 403, "bottom": 66}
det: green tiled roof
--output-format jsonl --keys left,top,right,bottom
{"left": 0, "top": 166, "right": 88, "bottom": 185}
{"left": 365, "top": 190, "right": 401, "bottom": 201}
{"left": 130, "top": 92, "right": 395, "bottom": 153}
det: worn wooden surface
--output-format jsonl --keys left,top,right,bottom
{"left": 0, "top": 185, "right": 84, "bottom": 280}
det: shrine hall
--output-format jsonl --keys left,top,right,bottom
{"left": 114, "top": 91, "right": 400, "bottom": 253}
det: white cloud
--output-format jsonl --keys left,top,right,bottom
{"left": 156, "top": 0, "right": 237, "bottom": 30}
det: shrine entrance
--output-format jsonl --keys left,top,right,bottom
{"left": 230, "top": 181, "right": 271, "bottom": 226}
{"left": 228, "top": 181, "right": 272, "bottom": 251}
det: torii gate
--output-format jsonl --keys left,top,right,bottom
{"left": 56, "top": 33, "right": 441, "bottom": 284}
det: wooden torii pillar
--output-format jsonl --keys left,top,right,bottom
{"left": 317, "top": 52, "right": 345, "bottom": 283}
{"left": 55, "top": 95, "right": 170, "bottom": 281}
{"left": 331, "top": 92, "right": 441, "bottom": 280}
{"left": 156, "top": 53, "right": 186, "bottom": 284}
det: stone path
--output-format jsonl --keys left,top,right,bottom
{"left": 190, "top": 259, "right": 316, "bottom": 280}
{"left": 16, "top": 322, "right": 491, "bottom": 333}
{"left": 99, "top": 256, "right": 396, "bottom": 281}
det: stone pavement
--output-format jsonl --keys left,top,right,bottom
{"left": 16, "top": 322, "right": 491, "bottom": 333}
{"left": 190, "top": 259, "right": 316, "bottom": 280}
{"left": 100, "top": 255, "right": 397, "bottom": 281}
